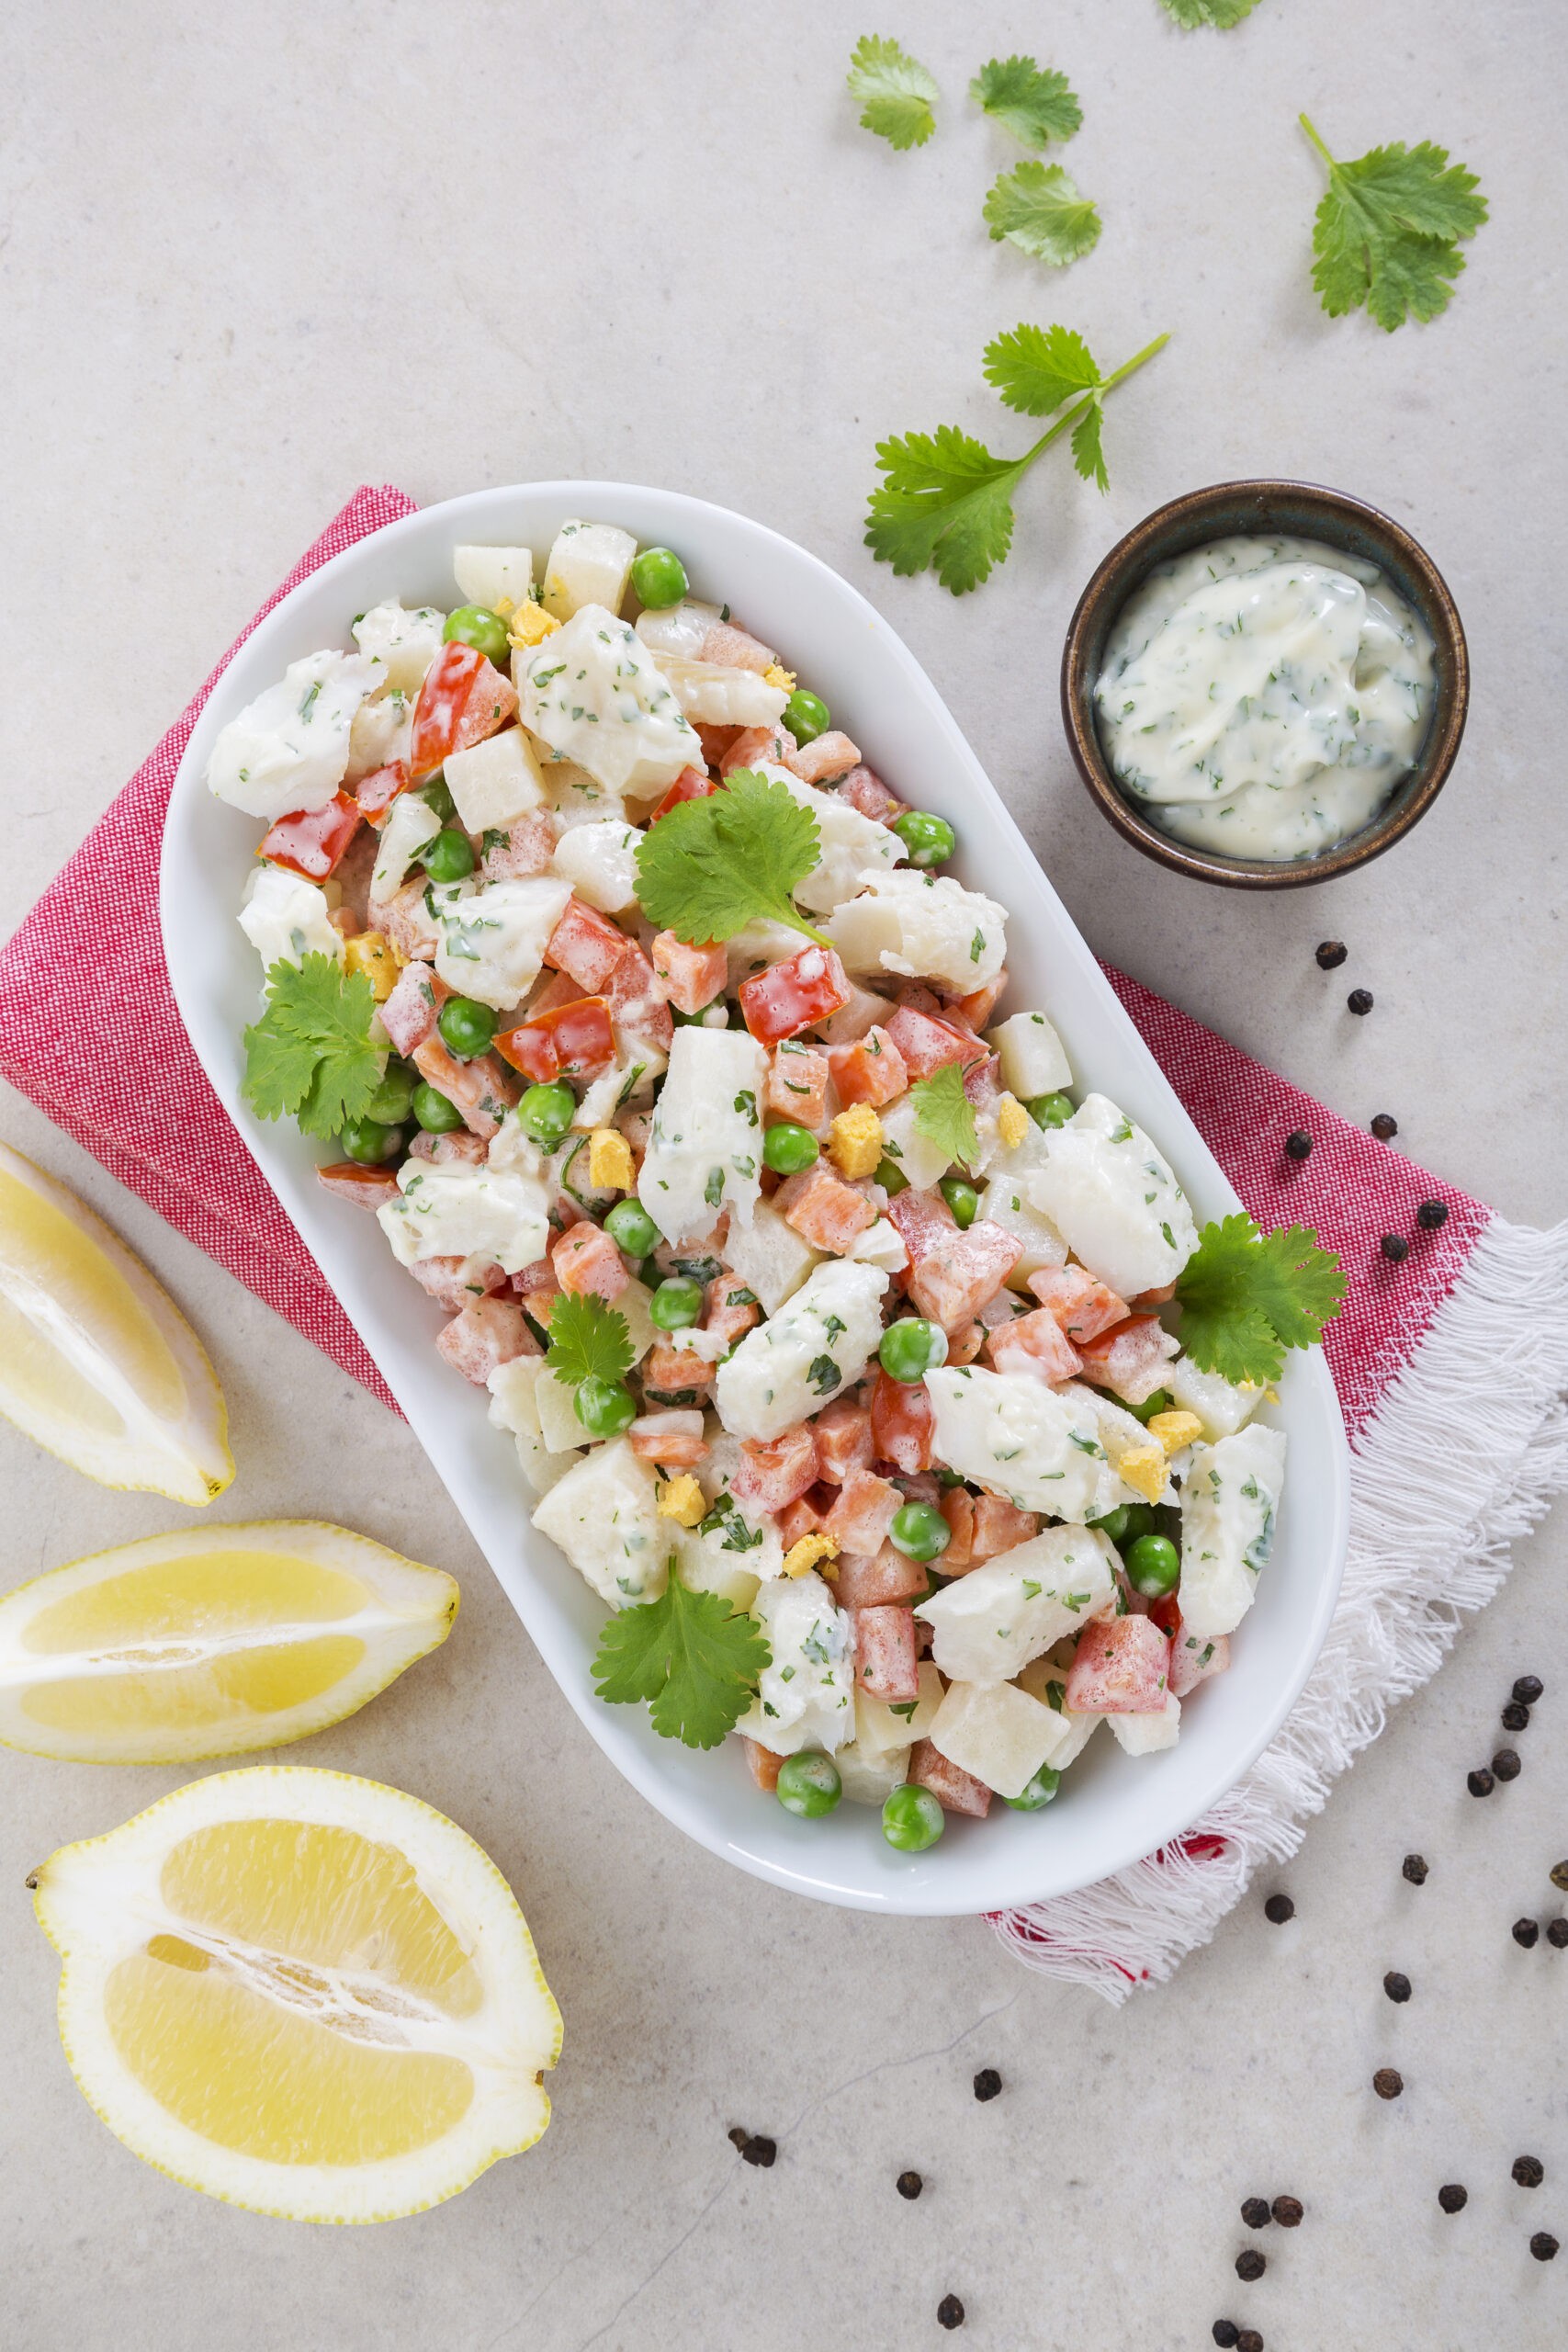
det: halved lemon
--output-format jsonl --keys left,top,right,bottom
{"left": 0, "top": 1142, "right": 232, "bottom": 1504}
{"left": 0, "top": 1521, "right": 458, "bottom": 1764}
{"left": 31, "top": 1768, "right": 562, "bottom": 2222}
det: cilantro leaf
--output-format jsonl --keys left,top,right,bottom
{"left": 1301, "top": 115, "right": 1487, "bottom": 331}
{"left": 1159, "top": 0, "right": 1261, "bottom": 25}
{"left": 865, "top": 427, "right": 1029, "bottom": 595}
{"left": 546, "top": 1293, "right": 635, "bottom": 1388}
{"left": 1175, "top": 1214, "right": 1347, "bottom": 1386}
{"left": 847, "top": 34, "right": 938, "bottom": 151}
{"left": 242, "top": 953, "right": 383, "bottom": 1139}
{"left": 983, "top": 162, "right": 1102, "bottom": 267}
{"left": 592, "top": 1568, "right": 772, "bottom": 1748}
{"left": 971, "top": 55, "right": 1082, "bottom": 148}
{"left": 867, "top": 326, "right": 1168, "bottom": 594}
{"left": 911, "top": 1061, "right": 979, "bottom": 1173}
{"left": 634, "top": 769, "right": 830, "bottom": 947}
{"left": 982, "top": 322, "right": 1101, "bottom": 417}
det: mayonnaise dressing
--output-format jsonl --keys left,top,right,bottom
{"left": 1095, "top": 535, "right": 1436, "bottom": 861}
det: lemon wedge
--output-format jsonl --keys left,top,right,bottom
{"left": 0, "top": 1521, "right": 458, "bottom": 1764}
{"left": 31, "top": 1767, "right": 562, "bottom": 2222}
{"left": 0, "top": 1143, "right": 232, "bottom": 1504}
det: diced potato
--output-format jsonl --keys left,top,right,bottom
{"left": 1013, "top": 1654, "right": 1100, "bottom": 1770}
{"left": 854, "top": 1662, "right": 944, "bottom": 1756}
{"left": 719, "top": 1198, "right": 823, "bottom": 1317}
{"left": 487, "top": 1356, "right": 577, "bottom": 1496}
{"left": 986, "top": 1011, "right": 1072, "bottom": 1102}
{"left": 534, "top": 1365, "right": 588, "bottom": 1453}
{"left": 530, "top": 1436, "right": 667, "bottom": 1607}
{"left": 444, "top": 729, "right": 549, "bottom": 832}
{"left": 928, "top": 1679, "right": 1071, "bottom": 1800}
{"left": 976, "top": 1124, "right": 1069, "bottom": 1288}
{"left": 675, "top": 1521, "right": 763, "bottom": 1615}
{"left": 1108, "top": 1693, "right": 1181, "bottom": 1754}
{"left": 454, "top": 544, "right": 534, "bottom": 610}
{"left": 542, "top": 520, "right": 637, "bottom": 619}
{"left": 1163, "top": 1353, "right": 1264, "bottom": 1440}
{"left": 876, "top": 1091, "right": 955, "bottom": 1192}
{"left": 835, "top": 1737, "right": 911, "bottom": 1807}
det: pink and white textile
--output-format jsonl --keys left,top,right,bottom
{"left": 2, "top": 489, "right": 1564, "bottom": 1996}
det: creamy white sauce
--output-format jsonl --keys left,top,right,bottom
{"left": 1095, "top": 535, "right": 1436, "bottom": 861}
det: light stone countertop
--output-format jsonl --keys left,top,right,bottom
{"left": 2, "top": 5, "right": 1564, "bottom": 2346}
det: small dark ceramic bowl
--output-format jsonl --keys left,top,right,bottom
{"left": 1061, "top": 480, "right": 1469, "bottom": 889}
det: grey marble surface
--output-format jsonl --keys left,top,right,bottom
{"left": 1, "top": 4, "right": 1564, "bottom": 2346}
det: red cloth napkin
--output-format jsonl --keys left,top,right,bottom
{"left": 0, "top": 487, "right": 1487, "bottom": 1426}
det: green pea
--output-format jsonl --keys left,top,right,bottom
{"left": 893, "top": 809, "right": 956, "bottom": 869}
{"left": 1125, "top": 1532, "right": 1180, "bottom": 1599}
{"left": 339, "top": 1115, "right": 402, "bottom": 1165}
{"left": 420, "top": 776, "right": 456, "bottom": 824}
{"left": 889, "top": 1501, "right": 951, "bottom": 1564}
{"left": 940, "top": 1176, "right": 979, "bottom": 1229}
{"left": 649, "top": 1275, "right": 705, "bottom": 1331}
{"left": 1126, "top": 1388, "right": 1173, "bottom": 1427}
{"left": 437, "top": 995, "right": 497, "bottom": 1059}
{"left": 443, "top": 605, "right": 511, "bottom": 665}
{"left": 874, "top": 1154, "right": 908, "bottom": 1196}
{"left": 1005, "top": 1765, "right": 1062, "bottom": 1812}
{"left": 879, "top": 1318, "right": 948, "bottom": 1385}
{"left": 423, "top": 827, "right": 476, "bottom": 883}
{"left": 411, "top": 1081, "right": 466, "bottom": 1134}
{"left": 1026, "top": 1091, "right": 1075, "bottom": 1130}
{"left": 1118, "top": 1503, "right": 1159, "bottom": 1545}
{"left": 882, "top": 1783, "right": 945, "bottom": 1853}
{"left": 518, "top": 1080, "right": 576, "bottom": 1145}
{"left": 783, "top": 688, "right": 830, "bottom": 746}
{"left": 604, "top": 1200, "right": 659, "bottom": 1258}
{"left": 761, "top": 1122, "right": 820, "bottom": 1175}
{"left": 1088, "top": 1504, "right": 1131, "bottom": 1544}
{"left": 574, "top": 1375, "right": 637, "bottom": 1439}
{"left": 365, "top": 1061, "right": 417, "bottom": 1125}
{"left": 630, "top": 547, "right": 689, "bottom": 609}
{"left": 775, "top": 1751, "right": 842, "bottom": 1819}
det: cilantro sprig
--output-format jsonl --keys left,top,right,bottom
{"left": 1159, "top": 0, "right": 1261, "bottom": 26}
{"left": 971, "top": 55, "right": 1081, "bottom": 149}
{"left": 634, "top": 768, "right": 829, "bottom": 949}
{"left": 911, "top": 1062, "right": 978, "bottom": 1174}
{"left": 1300, "top": 115, "right": 1487, "bottom": 333}
{"left": 592, "top": 1567, "right": 772, "bottom": 1748}
{"left": 242, "top": 953, "right": 383, "bottom": 1139}
{"left": 1175, "top": 1215, "right": 1346, "bottom": 1386}
{"left": 984, "top": 163, "right": 1101, "bottom": 268}
{"left": 867, "top": 322, "right": 1168, "bottom": 593}
{"left": 546, "top": 1294, "right": 635, "bottom": 1388}
{"left": 847, "top": 34, "right": 938, "bottom": 151}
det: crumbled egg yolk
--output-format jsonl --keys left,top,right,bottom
{"left": 996, "top": 1092, "right": 1030, "bottom": 1151}
{"left": 782, "top": 1532, "right": 840, "bottom": 1580}
{"left": 1145, "top": 1409, "right": 1203, "bottom": 1456}
{"left": 828, "top": 1104, "right": 883, "bottom": 1179}
{"left": 1118, "top": 1446, "right": 1168, "bottom": 1503}
{"left": 763, "top": 663, "right": 796, "bottom": 692}
{"left": 508, "top": 602, "right": 561, "bottom": 650}
{"left": 656, "top": 1475, "right": 706, "bottom": 1527}
{"left": 343, "top": 931, "right": 399, "bottom": 1001}
{"left": 588, "top": 1127, "right": 635, "bottom": 1191}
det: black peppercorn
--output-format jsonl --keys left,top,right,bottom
{"left": 1236, "top": 2333, "right": 1264, "bottom": 2352}
{"left": 1513, "top": 1918, "right": 1540, "bottom": 1950}
{"left": 1315, "top": 941, "right": 1348, "bottom": 969}
{"left": 1467, "top": 1768, "right": 1495, "bottom": 1797}
{"left": 1235, "top": 2249, "right": 1266, "bottom": 2282}
{"left": 972, "top": 2067, "right": 1001, "bottom": 2102}
{"left": 1383, "top": 1970, "right": 1412, "bottom": 2004}
{"left": 1371, "top": 1114, "right": 1399, "bottom": 1141}
{"left": 1438, "top": 2184, "right": 1468, "bottom": 2213}
{"left": 1403, "top": 1853, "right": 1428, "bottom": 1885}
{"left": 1348, "top": 988, "right": 1374, "bottom": 1015}
{"left": 937, "top": 2293, "right": 965, "bottom": 2328}
{"left": 1212, "top": 2326, "right": 1240, "bottom": 2350}
{"left": 1381, "top": 1234, "right": 1410, "bottom": 1263}
{"left": 1547, "top": 1919, "right": 1568, "bottom": 1950}
{"left": 741, "top": 2134, "right": 776, "bottom": 2166}
{"left": 1240, "top": 2197, "right": 1271, "bottom": 2229}
{"left": 1284, "top": 1130, "right": 1313, "bottom": 1162}
{"left": 1514, "top": 1675, "right": 1544, "bottom": 1705}
{"left": 1270, "top": 2196, "right": 1303, "bottom": 2228}
{"left": 728, "top": 2126, "right": 750, "bottom": 2150}
{"left": 1530, "top": 2233, "right": 1559, "bottom": 2263}
{"left": 1551, "top": 1860, "right": 1568, "bottom": 1893}
{"left": 1263, "top": 1893, "right": 1295, "bottom": 1925}
{"left": 1493, "top": 1747, "right": 1522, "bottom": 1781}
{"left": 1373, "top": 2068, "right": 1404, "bottom": 2100}
{"left": 1513, "top": 2156, "right": 1545, "bottom": 2188}
{"left": 1501, "top": 1700, "right": 1530, "bottom": 1732}
{"left": 1416, "top": 1200, "right": 1449, "bottom": 1230}
{"left": 897, "top": 2170, "right": 923, "bottom": 2200}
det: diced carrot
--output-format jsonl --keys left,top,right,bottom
{"left": 987, "top": 1306, "right": 1083, "bottom": 1385}
{"left": 852, "top": 1605, "right": 919, "bottom": 1702}
{"left": 377, "top": 879, "right": 441, "bottom": 964}
{"left": 886, "top": 1186, "right": 958, "bottom": 1266}
{"left": 938, "top": 1487, "right": 975, "bottom": 1568}
{"left": 1065, "top": 1615, "right": 1171, "bottom": 1714}
{"left": 777, "top": 1495, "right": 826, "bottom": 1548}
{"left": 870, "top": 1370, "right": 934, "bottom": 1474}
{"left": 435, "top": 1297, "right": 536, "bottom": 1385}
{"left": 948, "top": 1320, "right": 986, "bottom": 1365}
{"left": 496, "top": 996, "right": 615, "bottom": 1083}
{"left": 649, "top": 931, "right": 728, "bottom": 1014}
{"left": 379, "top": 960, "right": 443, "bottom": 1057}
{"left": 883, "top": 1005, "right": 987, "bottom": 1080}
{"left": 410, "top": 643, "right": 518, "bottom": 777}
{"left": 784, "top": 729, "right": 861, "bottom": 786}
{"left": 1130, "top": 1281, "right": 1179, "bottom": 1307}
{"left": 354, "top": 760, "right": 411, "bottom": 826}
{"left": 649, "top": 765, "right": 717, "bottom": 822}
{"left": 700, "top": 620, "right": 774, "bottom": 672}
{"left": 1076, "top": 1314, "right": 1180, "bottom": 1407}
{"left": 606, "top": 937, "right": 674, "bottom": 1050}
{"left": 627, "top": 1409, "right": 708, "bottom": 1470}
{"left": 409, "top": 1255, "right": 509, "bottom": 1312}
{"left": 544, "top": 896, "right": 632, "bottom": 993}
{"left": 481, "top": 808, "right": 558, "bottom": 880}
{"left": 828, "top": 1024, "right": 908, "bottom": 1109}
{"left": 773, "top": 1163, "right": 876, "bottom": 1254}
{"left": 908, "top": 1221, "right": 1021, "bottom": 1334}
{"left": 261, "top": 792, "right": 363, "bottom": 882}
{"left": 766, "top": 1040, "right": 830, "bottom": 1125}
{"left": 838, "top": 765, "right": 905, "bottom": 824}
{"left": 406, "top": 1131, "right": 486, "bottom": 1166}
{"left": 971, "top": 1494, "right": 1039, "bottom": 1562}
{"left": 732, "top": 1423, "right": 818, "bottom": 1516}
{"left": 909, "top": 1738, "right": 992, "bottom": 1817}
{"left": 813, "top": 1398, "right": 874, "bottom": 1485}
{"left": 743, "top": 1736, "right": 783, "bottom": 1792}
{"left": 551, "top": 1222, "right": 628, "bottom": 1302}
{"left": 739, "top": 944, "right": 852, "bottom": 1046}
{"left": 694, "top": 720, "right": 738, "bottom": 767}
{"left": 946, "top": 971, "right": 1008, "bottom": 1030}
{"left": 832, "top": 1542, "right": 928, "bottom": 1609}
{"left": 315, "top": 1162, "right": 400, "bottom": 1210}
{"left": 1169, "top": 1622, "right": 1230, "bottom": 1699}
{"left": 642, "top": 1341, "right": 715, "bottom": 1399}
{"left": 704, "top": 1274, "right": 761, "bottom": 1350}
{"left": 823, "top": 1467, "right": 900, "bottom": 1555}
{"left": 1027, "top": 1263, "right": 1130, "bottom": 1344}
{"left": 410, "top": 1038, "right": 519, "bottom": 1139}
{"left": 720, "top": 723, "right": 795, "bottom": 776}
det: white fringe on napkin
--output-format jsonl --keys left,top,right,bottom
{"left": 990, "top": 1216, "right": 1568, "bottom": 2000}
